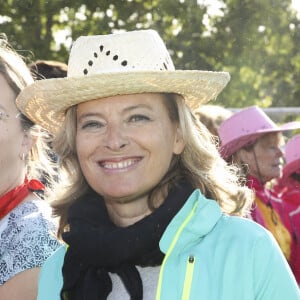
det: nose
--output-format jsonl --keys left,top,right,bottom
{"left": 277, "top": 146, "right": 284, "bottom": 157}
{"left": 103, "top": 123, "right": 128, "bottom": 151}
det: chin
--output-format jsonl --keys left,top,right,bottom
{"left": 102, "top": 189, "right": 138, "bottom": 202}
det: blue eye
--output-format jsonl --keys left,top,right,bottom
{"left": 129, "top": 114, "right": 150, "bottom": 122}
{"left": 80, "top": 121, "right": 104, "bottom": 129}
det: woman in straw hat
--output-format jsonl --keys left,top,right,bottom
{"left": 17, "top": 30, "right": 299, "bottom": 299}
{"left": 274, "top": 134, "right": 300, "bottom": 284}
{"left": 218, "top": 106, "right": 300, "bottom": 270}
{"left": 0, "top": 36, "right": 60, "bottom": 299}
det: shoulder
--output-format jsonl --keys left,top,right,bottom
{"left": 211, "top": 214, "right": 282, "bottom": 255}
{"left": 215, "top": 214, "right": 297, "bottom": 285}
{"left": 4, "top": 198, "right": 58, "bottom": 240}
{"left": 220, "top": 216, "right": 300, "bottom": 297}
{"left": 217, "top": 214, "right": 274, "bottom": 240}
{"left": 210, "top": 215, "right": 299, "bottom": 299}
{"left": 8, "top": 198, "right": 54, "bottom": 222}
{"left": 0, "top": 199, "right": 61, "bottom": 284}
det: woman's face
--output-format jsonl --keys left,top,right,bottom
{"left": 0, "top": 73, "right": 29, "bottom": 195}
{"left": 76, "top": 93, "right": 185, "bottom": 206}
{"left": 238, "top": 132, "right": 284, "bottom": 183}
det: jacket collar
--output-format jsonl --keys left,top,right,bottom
{"left": 159, "top": 189, "right": 222, "bottom": 254}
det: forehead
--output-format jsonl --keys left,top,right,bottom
{"left": 257, "top": 132, "right": 282, "bottom": 145}
{"left": 77, "top": 93, "right": 168, "bottom": 110}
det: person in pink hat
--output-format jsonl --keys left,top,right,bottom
{"left": 274, "top": 134, "right": 300, "bottom": 284}
{"left": 218, "top": 105, "right": 300, "bottom": 265}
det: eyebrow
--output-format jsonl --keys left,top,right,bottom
{"left": 77, "top": 103, "right": 153, "bottom": 122}
{"left": 123, "top": 104, "right": 153, "bottom": 112}
{"left": 77, "top": 112, "right": 101, "bottom": 122}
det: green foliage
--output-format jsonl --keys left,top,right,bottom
{"left": 211, "top": 0, "right": 300, "bottom": 108}
{"left": 0, "top": 0, "right": 299, "bottom": 109}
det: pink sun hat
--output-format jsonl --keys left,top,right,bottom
{"left": 218, "top": 105, "right": 300, "bottom": 160}
{"left": 282, "top": 134, "right": 300, "bottom": 179}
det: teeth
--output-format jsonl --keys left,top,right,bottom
{"left": 103, "top": 159, "right": 135, "bottom": 169}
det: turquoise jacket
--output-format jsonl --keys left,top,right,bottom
{"left": 38, "top": 189, "right": 300, "bottom": 299}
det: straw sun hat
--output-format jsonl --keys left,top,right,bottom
{"left": 16, "top": 29, "right": 230, "bottom": 134}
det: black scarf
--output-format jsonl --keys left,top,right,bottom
{"left": 61, "top": 180, "right": 194, "bottom": 300}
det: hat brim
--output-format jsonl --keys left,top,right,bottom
{"left": 220, "top": 122, "right": 300, "bottom": 160}
{"left": 16, "top": 70, "right": 230, "bottom": 134}
{"left": 220, "top": 133, "right": 263, "bottom": 160}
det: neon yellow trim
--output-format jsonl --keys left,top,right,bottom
{"left": 156, "top": 201, "right": 198, "bottom": 300}
{"left": 182, "top": 256, "right": 195, "bottom": 299}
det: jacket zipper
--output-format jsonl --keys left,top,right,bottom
{"left": 182, "top": 255, "right": 195, "bottom": 299}
{"left": 156, "top": 201, "right": 199, "bottom": 300}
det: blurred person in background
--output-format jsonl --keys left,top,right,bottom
{"left": 274, "top": 134, "right": 300, "bottom": 284}
{"left": 194, "top": 104, "right": 232, "bottom": 138}
{"left": 218, "top": 105, "right": 300, "bottom": 265}
{"left": 0, "top": 35, "right": 61, "bottom": 300}
{"left": 29, "top": 59, "right": 67, "bottom": 80}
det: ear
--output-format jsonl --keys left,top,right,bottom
{"left": 20, "top": 131, "right": 36, "bottom": 158}
{"left": 173, "top": 126, "right": 185, "bottom": 155}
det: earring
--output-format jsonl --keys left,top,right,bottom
{"left": 19, "top": 153, "right": 25, "bottom": 161}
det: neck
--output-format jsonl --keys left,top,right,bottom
{"left": 105, "top": 198, "right": 152, "bottom": 227}
{"left": 0, "top": 174, "right": 26, "bottom": 197}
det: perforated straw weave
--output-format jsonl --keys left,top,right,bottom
{"left": 16, "top": 30, "right": 230, "bottom": 134}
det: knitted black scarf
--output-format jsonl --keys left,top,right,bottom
{"left": 60, "top": 180, "right": 194, "bottom": 300}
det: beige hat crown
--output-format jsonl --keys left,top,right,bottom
{"left": 68, "top": 30, "right": 175, "bottom": 76}
{"left": 16, "top": 29, "right": 230, "bottom": 134}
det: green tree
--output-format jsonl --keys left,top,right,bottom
{"left": 211, "top": 0, "right": 300, "bottom": 108}
{"left": 0, "top": 0, "right": 299, "bottom": 109}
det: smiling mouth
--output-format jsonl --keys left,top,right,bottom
{"left": 99, "top": 158, "right": 141, "bottom": 170}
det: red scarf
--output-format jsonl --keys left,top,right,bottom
{"left": 0, "top": 178, "right": 45, "bottom": 219}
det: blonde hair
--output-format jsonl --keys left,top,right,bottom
{"left": 51, "top": 94, "right": 253, "bottom": 238}
{"left": 0, "top": 35, "right": 57, "bottom": 191}
{"left": 175, "top": 96, "right": 252, "bottom": 213}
